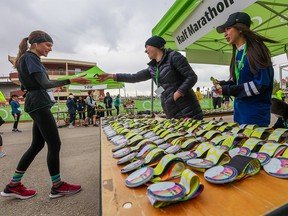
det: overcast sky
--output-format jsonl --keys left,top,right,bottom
{"left": 0, "top": 0, "right": 287, "bottom": 96}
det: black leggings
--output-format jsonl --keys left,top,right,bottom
{"left": 213, "top": 97, "right": 222, "bottom": 109}
{"left": 0, "top": 135, "right": 2, "bottom": 146}
{"left": 115, "top": 106, "right": 119, "bottom": 115}
{"left": 105, "top": 106, "right": 112, "bottom": 116}
{"left": 16, "top": 107, "right": 61, "bottom": 176}
{"left": 13, "top": 113, "right": 21, "bottom": 129}
{"left": 69, "top": 113, "right": 76, "bottom": 125}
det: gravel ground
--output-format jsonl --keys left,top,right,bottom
{"left": 0, "top": 121, "right": 100, "bottom": 216}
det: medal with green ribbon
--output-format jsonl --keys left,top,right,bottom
{"left": 235, "top": 44, "right": 247, "bottom": 84}
{"left": 155, "top": 67, "right": 160, "bottom": 87}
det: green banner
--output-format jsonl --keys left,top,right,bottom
{"left": 0, "top": 98, "right": 214, "bottom": 122}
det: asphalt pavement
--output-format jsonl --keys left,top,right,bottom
{"left": 0, "top": 121, "right": 100, "bottom": 216}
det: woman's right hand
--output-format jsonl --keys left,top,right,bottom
{"left": 70, "top": 75, "right": 91, "bottom": 84}
{"left": 95, "top": 73, "right": 115, "bottom": 82}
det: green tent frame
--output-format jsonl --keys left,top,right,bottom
{"left": 153, "top": 0, "right": 288, "bottom": 65}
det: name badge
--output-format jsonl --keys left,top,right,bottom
{"left": 47, "top": 89, "right": 56, "bottom": 102}
{"left": 154, "top": 86, "right": 164, "bottom": 96}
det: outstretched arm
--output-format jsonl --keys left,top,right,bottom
{"left": 97, "top": 69, "right": 151, "bottom": 83}
{"left": 32, "top": 73, "right": 90, "bottom": 89}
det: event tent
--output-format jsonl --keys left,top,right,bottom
{"left": 152, "top": 0, "right": 288, "bottom": 66}
{"left": 59, "top": 65, "right": 125, "bottom": 90}
{"left": 0, "top": 90, "right": 6, "bottom": 103}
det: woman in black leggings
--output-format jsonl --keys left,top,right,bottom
{"left": 0, "top": 30, "right": 90, "bottom": 200}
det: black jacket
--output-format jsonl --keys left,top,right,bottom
{"left": 104, "top": 96, "right": 113, "bottom": 108}
{"left": 116, "top": 49, "right": 202, "bottom": 119}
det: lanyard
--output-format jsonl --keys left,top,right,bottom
{"left": 235, "top": 44, "right": 247, "bottom": 84}
{"left": 284, "top": 119, "right": 288, "bottom": 128}
{"left": 155, "top": 67, "right": 160, "bottom": 87}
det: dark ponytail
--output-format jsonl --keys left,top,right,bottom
{"left": 14, "top": 37, "right": 29, "bottom": 68}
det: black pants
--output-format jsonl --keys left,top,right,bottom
{"left": 13, "top": 113, "right": 21, "bottom": 129}
{"left": 97, "top": 111, "right": 105, "bottom": 118}
{"left": 78, "top": 111, "right": 85, "bottom": 120}
{"left": 115, "top": 106, "right": 119, "bottom": 115}
{"left": 16, "top": 107, "right": 61, "bottom": 176}
{"left": 69, "top": 113, "right": 76, "bottom": 125}
{"left": 105, "top": 106, "right": 112, "bottom": 116}
{"left": 212, "top": 97, "right": 222, "bottom": 109}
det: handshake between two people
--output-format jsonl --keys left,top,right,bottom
{"left": 94, "top": 73, "right": 115, "bottom": 82}
{"left": 68, "top": 73, "right": 115, "bottom": 84}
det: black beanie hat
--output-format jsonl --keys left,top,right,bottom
{"left": 145, "top": 36, "right": 166, "bottom": 49}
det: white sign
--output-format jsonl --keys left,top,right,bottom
{"left": 68, "top": 84, "right": 108, "bottom": 90}
{"left": 173, "top": 0, "right": 257, "bottom": 50}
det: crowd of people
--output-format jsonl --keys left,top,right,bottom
{"left": 195, "top": 85, "right": 233, "bottom": 110}
{"left": 65, "top": 90, "right": 121, "bottom": 128}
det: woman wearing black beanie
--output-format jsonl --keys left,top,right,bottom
{"left": 98, "top": 35, "right": 202, "bottom": 119}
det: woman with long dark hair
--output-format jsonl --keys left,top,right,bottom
{"left": 215, "top": 12, "right": 276, "bottom": 126}
{"left": 1, "top": 30, "right": 90, "bottom": 199}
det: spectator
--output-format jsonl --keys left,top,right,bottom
{"left": 66, "top": 93, "right": 77, "bottom": 128}
{"left": 195, "top": 87, "right": 203, "bottom": 102}
{"left": 130, "top": 101, "right": 135, "bottom": 114}
{"left": 9, "top": 95, "right": 22, "bottom": 132}
{"left": 275, "top": 89, "right": 285, "bottom": 101}
{"left": 96, "top": 104, "right": 105, "bottom": 119}
{"left": 114, "top": 94, "right": 121, "bottom": 115}
{"left": 84, "top": 90, "right": 98, "bottom": 127}
{"left": 103, "top": 92, "right": 113, "bottom": 116}
{"left": 211, "top": 84, "right": 222, "bottom": 109}
{"left": 76, "top": 96, "right": 86, "bottom": 126}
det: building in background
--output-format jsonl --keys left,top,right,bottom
{"left": 0, "top": 75, "right": 19, "bottom": 98}
{"left": 6, "top": 55, "right": 104, "bottom": 100}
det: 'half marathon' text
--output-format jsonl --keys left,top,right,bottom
{"left": 177, "top": 0, "right": 235, "bottom": 44}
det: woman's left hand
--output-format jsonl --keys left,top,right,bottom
{"left": 216, "top": 86, "right": 223, "bottom": 95}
